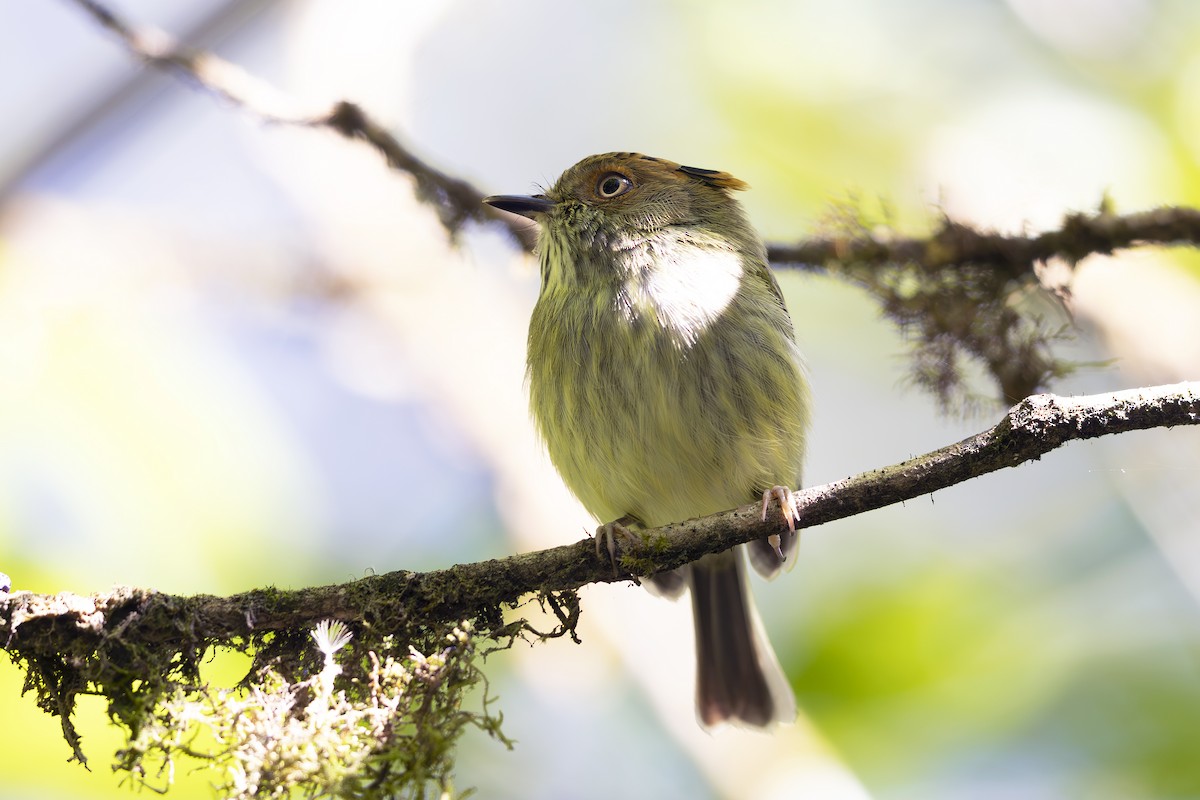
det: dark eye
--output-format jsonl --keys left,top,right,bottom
{"left": 595, "top": 172, "right": 633, "bottom": 199}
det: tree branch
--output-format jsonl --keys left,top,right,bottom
{"left": 768, "top": 205, "right": 1200, "bottom": 276}
{"left": 65, "top": 0, "right": 537, "bottom": 250}
{"left": 63, "top": 0, "right": 1200, "bottom": 273}
{"left": 59, "top": 0, "right": 1200, "bottom": 412}
{"left": 4, "top": 382, "right": 1198, "bottom": 657}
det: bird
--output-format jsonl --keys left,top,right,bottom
{"left": 485, "top": 152, "right": 811, "bottom": 728}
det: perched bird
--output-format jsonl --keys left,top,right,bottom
{"left": 486, "top": 152, "right": 810, "bottom": 728}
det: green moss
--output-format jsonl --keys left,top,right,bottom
{"left": 112, "top": 620, "right": 510, "bottom": 799}
{"left": 6, "top": 587, "right": 512, "bottom": 797}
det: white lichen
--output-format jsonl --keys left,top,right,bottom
{"left": 123, "top": 620, "right": 494, "bottom": 799}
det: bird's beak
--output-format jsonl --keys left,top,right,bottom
{"left": 483, "top": 194, "right": 556, "bottom": 218}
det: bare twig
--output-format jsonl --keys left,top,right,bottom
{"left": 4, "top": 381, "right": 1197, "bottom": 656}
{"left": 66, "top": 0, "right": 537, "bottom": 249}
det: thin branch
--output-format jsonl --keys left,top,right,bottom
{"left": 768, "top": 205, "right": 1200, "bottom": 275}
{"left": 65, "top": 0, "right": 537, "bottom": 250}
{"left": 770, "top": 202, "right": 1200, "bottom": 409}
{"left": 63, "top": 0, "right": 1200, "bottom": 272}
{"left": 4, "top": 382, "right": 1198, "bottom": 657}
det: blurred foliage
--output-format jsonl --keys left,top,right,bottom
{"left": 793, "top": 494, "right": 1200, "bottom": 797}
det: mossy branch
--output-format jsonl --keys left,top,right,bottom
{"left": 0, "top": 370, "right": 1195, "bottom": 792}
{"left": 5, "top": 381, "right": 1198, "bottom": 658}
{"left": 768, "top": 205, "right": 1200, "bottom": 276}
{"left": 769, "top": 204, "right": 1200, "bottom": 408}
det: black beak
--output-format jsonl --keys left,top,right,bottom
{"left": 483, "top": 194, "right": 556, "bottom": 218}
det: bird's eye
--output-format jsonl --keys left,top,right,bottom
{"left": 595, "top": 172, "right": 633, "bottom": 199}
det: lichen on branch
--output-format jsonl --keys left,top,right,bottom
{"left": 117, "top": 619, "right": 508, "bottom": 799}
{"left": 3, "top": 383, "right": 1198, "bottom": 795}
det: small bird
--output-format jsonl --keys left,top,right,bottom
{"left": 486, "top": 153, "right": 811, "bottom": 728}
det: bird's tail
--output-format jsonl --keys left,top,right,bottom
{"left": 689, "top": 548, "right": 796, "bottom": 728}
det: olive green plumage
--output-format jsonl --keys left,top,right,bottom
{"left": 488, "top": 152, "right": 811, "bottom": 727}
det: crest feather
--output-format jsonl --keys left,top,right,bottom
{"left": 677, "top": 163, "right": 749, "bottom": 192}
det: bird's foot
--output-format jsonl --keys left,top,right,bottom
{"left": 596, "top": 516, "right": 639, "bottom": 577}
{"left": 760, "top": 485, "right": 799, "bottom": 562}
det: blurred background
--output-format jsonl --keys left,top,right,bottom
{"left": 2, "top": 0, "right": 1200, "bottom": 798}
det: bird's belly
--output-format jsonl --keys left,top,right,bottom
{"left": 530, "top": 318, "right": 806, "bottom": 529}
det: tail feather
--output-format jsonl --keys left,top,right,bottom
{"left": 690, "top": 548, "right": 795, "bottom": 728}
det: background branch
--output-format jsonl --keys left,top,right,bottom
{"left": 5, "top": 382, "right": 1197, "bottom": 659}
{"left": 64, "top": 0, "right": 1200, "bottom": 414}
{"left": 68, "top": 0, "right": 537, "bottom": 250}
{"left": 66, "top": 0, "right": 1200, "bottom": 275}
{"left": 768, "top": 204, "right": 1200, "bottom": 275}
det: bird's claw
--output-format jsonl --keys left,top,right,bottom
{"left": 767, "top": 533, "right": 784, "bottom": 562}
{"left": 596, "top": 518, "right": 638, "bottom": 577}
{"left": 760, "top": 485, "right": 798, "bottom": 563}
